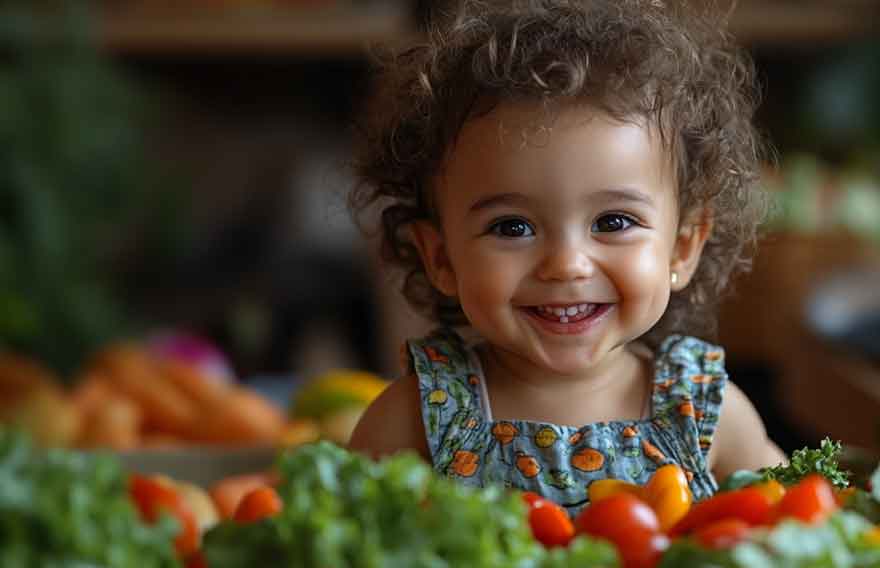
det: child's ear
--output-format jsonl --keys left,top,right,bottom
{"left": 670, "top": 208, "right": 713, "bottom": 291}
{"left": 410, "top": 220, "right": 458, "bottom": 297}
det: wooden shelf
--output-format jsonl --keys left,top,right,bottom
{"left": 99, "top": 1, "right": 877, "bottom": 58}
{"left": 100, "top": 2, "right": 417, "bottom": 57}
{"left": 728, "top": 0, "right": 880, "bottom": 45}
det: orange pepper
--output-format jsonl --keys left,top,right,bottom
{"left": 588, "top": 478, "right": 645, "bottom": 504}
{"left": 587, "top": 464, "right": 692, "bottom": 533}
{"left": 644, "top": 464, "right": 693, "bottom": 532}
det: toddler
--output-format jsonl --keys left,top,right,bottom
{"left": 348, "top": 0, "right": 786, "bottom": 513}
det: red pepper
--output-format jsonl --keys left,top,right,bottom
{"left": 669, "top": 487, "right": 772, "bottom": 537}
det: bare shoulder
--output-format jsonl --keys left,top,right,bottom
{"left": 709, "top": 380, "right": 787, "bottom": 481}
{"left": 347, "top": 372, "right": 431, "bottom": 462}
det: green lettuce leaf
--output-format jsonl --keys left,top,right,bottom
{"left": 203, "top": 441, "right": 619, "bottom": 568}
{"left": 0, "top": 428, "right": 180, "bottom": 568}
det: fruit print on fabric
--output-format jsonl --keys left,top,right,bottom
{"left": 410, "top": 330, "right": 728, "bottom": 517}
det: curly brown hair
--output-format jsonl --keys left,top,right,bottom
{"left": 350, "top": 0, "right": 770, "bottom": 347}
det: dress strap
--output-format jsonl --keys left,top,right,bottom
{"left": 651, "top": 335, "right": 728, "bottom": 460}
{"left": 406, "top": 328, "right": 488, "bottom": 461}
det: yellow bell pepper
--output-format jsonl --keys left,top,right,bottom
{"left": 644, "top": 464, "right": 693, "bottom": 532}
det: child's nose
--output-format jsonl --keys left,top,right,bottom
{"left": 535, "top": 241, "right": 595, "bottom": 282}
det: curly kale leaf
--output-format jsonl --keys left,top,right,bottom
{"left": 761, "top": 438, "right": 851, "bottom": 489}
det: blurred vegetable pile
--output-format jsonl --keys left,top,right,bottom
{"left": 0, "top": 1, "right": 185, "bottom": 377}
{"left": 0, "top": 337, "right": 317, "bottom": 450}
{"left": 0, "top": 428, "right": 181, "bottom": 567}
{"left": 5, "top": 427, "right": 880, "bottom": 568}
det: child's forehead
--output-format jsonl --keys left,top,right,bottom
{"left": 460, "top": 99, "right": 659, "bottom": 149}
{"left": 436, "top": 99, "right": 680, "bottom": 209}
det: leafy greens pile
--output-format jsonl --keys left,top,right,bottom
{"left": 761, "top": 438, "right": 852, "bottom": 489}
{"left": 720, "top": 438, "right": 852, "bottom": 493}
{"left": 0, "top": 428, "right": 180, "bottom": 567}
{"left": 202, "top": 442, "right": 619, "bottom": 568}
{"left": 660, "top": 512, "right": 880, "bottom": 567}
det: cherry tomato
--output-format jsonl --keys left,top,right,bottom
{"left": 575, "top": 493, "right": 669, "bottom": 568}
{"left": 835, "top": 486, "right": 857, "bottom": 507}
{"left": 773, "top": 474, "right": 838, "bottom": 525}
{"left": 233, "top": 486, "right": 283, "bottom": 523}
{"left": 670, "top": 487, "right": 772, "bottom": 537}
{"left": 209, "top": 472, "right": 278, "bottom": 519}
{"left": 521, "top": 493, "right": 575, "bottom": 548}
{"left": 129, "top": 474, "right": 200, "bottom": 557}
{"left": 693, "top": 518, "right": 752, "bottom": 549}
{"left": 754, "top": 480, "right": 786, "bottom": 505}
{"left": 522, "top": 491, "right": 545, "bottom": 508}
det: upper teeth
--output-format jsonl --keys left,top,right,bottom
{"left": 540, "top": 304, "right": 590, "bottom": 315}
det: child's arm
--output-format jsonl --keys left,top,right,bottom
{"left": 348, "top": 373, "right": 431, "bottom": 462}
{"left": 708, "top": 381, "right": 787, "bottom": 482}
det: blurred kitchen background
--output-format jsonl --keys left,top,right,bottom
{"left": 1, "top": 0, "right": 879, "bottom": 457}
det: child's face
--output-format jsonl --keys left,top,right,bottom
{"left": 413, "top": 101, "right": 709, "bottom": 376}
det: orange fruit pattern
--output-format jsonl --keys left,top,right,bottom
{"left": 642, "top": 439, "right": 666, "bottom": 464}
{"left": 571, "top": 448, "right": 605, "bottom": 472}
{"left": 451, "top": 450, "right": 479, "bottom": 477}
{"left": 516, "top": 452, "right": 542, "bottom": 478}
{"left": 492, "top": 421, "right": 518, "bottom": 445}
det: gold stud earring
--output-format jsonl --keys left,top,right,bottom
{"left": 670, "top": 271, "right": 679, "bottom": 286}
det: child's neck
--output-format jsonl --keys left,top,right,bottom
{"left": 478, "top": 342, "right": 652, "bottom": 427}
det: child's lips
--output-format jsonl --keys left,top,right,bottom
{"left": 531, "top": 303, "right": 600, "bottom": 323}
{"left": 520, "top": 303, "right": 614, "bottom": 334}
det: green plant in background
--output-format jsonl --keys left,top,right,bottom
{"left": 765, "top": 153, "right": 880, "bottom": 244}
{"left": 0, "top": 2, "right": 185, "bottom": 378}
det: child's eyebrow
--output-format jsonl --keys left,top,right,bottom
{"left": 590, "top": 188, "right": 656, "bottom": 208}
{"left": 468, "top": 188, "right": 655, "bottom": 213}
{"left": 468, "top": 192, "right": 533, "bottom": 213}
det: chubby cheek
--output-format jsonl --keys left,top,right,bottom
{"left": 454, "top": 255, "right": 520, "bottom": 323}
{"left": 612, "top": 244, "right": 671, "bottom": 326}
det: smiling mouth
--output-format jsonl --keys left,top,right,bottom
{"left": 529, "top": 304, "right": 603, "bottom": 324}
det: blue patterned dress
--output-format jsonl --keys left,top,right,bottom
{"left": 407, "top": 328, "right": 727, "bottom": 517}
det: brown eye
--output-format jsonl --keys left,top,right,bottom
{"left": 490, "top": 218, "right": 534, "bottom": 238}
{"left": 592, "top": 214, "right": 635, "bottom": 233}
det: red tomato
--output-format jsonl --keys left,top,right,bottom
{"left": 669, "top": 487, "right": 772, "bottom": 537}
{"left": 233, "top": 486, "right": 283, "bottom": 523}
{"left": 693, "top": 518, "right": 752, "bottom": 549}
{"left": 773, "top": 474, "right": 838, "bottom": 525}
{"left": 521, "top": 493, "right": 575, "bottom": 548}
{"left": 574, "top": 493, "right": 669, "bottom": 568}
{"left": 185, "top": 551, "right": 208, "bottom": 568}
{"left": 129, "top": 474, "right": 200, "bottom": 557}
{"left": 522, "top": 491, "right": 545, "bottom": 508}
